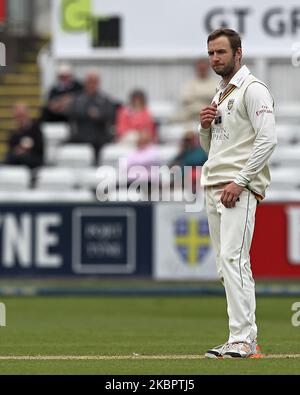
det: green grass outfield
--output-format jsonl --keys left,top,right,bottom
{"left": 0, "top": 296, "right": 300, "bottom": 374}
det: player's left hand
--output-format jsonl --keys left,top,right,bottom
{"left": 221, "top": 182, "right": 244, "bottom": 208}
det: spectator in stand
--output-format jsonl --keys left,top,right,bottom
{"left": 42, "top": 63, "right": 83, "bottom": 123}
{"left": 174, "top": 59, "right": 216, "bottom": 123}
{"left": 67, "top": 69, "right": 116, "bottom": 162}
{"left": 170, "top": 131, "right": 207, "bottom": 169}
{"left": 116, "top": 90, "right": 157, "bottom": 143}
{"left": 170, "top": 131, "right": 207, "bottom": 191}
{"left": 5, "top": 103, "right": 44, "bottom": 169}
{"left": 124, "top": 130, "right": 159, "bottom": 192}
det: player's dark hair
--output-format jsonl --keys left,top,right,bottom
{"left": 207, "top": 28, "right": 242, "bottom": 55}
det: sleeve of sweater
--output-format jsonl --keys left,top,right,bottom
{"left": 234, "top": 82, "right": 277, "bottom": 187}
{"left": 198, "top": 124, "right": 211, "bottom": 155}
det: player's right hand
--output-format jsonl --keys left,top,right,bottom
{"left": 200, "top": 102, "right": 218, "bottom": 129}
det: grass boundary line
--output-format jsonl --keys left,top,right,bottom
{"left": 0, "top": 354, "right": 299, "bottom": 361}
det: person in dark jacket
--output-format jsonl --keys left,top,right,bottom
{"left": 67, "top": 69, "right": 115, "bottom": 162}
{"left": 6, "top": 103, "right": 44, "bottom": 169}
{"left": 42, "top": 64, "right": 83, "bottom": 123}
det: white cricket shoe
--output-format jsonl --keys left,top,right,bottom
{"left": 205, "top": 342, "right": 229, "bottom": 359}
{"left": 205, "top": 340, "right": 262, "bottom": 359}
{"left": 223, "top": 340, "right": 263, "bottom": 358}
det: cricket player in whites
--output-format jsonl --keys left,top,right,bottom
{"left": 199, "top": 28, "right": 277, "bottom": 358}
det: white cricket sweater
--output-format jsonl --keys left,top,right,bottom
{"left": 199, "top": 65, "right": 277, "bottom": 199}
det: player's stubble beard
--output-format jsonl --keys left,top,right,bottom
{"left": 213, "top": 56, "right": 236, "bottom": 79}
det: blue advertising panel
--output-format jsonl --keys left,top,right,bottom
{"left": 72, "top": 207, "right": 136, "bottom": 274}
{"left": 0, "top": 203, "right": 152, "bottom": 277}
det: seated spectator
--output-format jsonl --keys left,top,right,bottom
{"left": 42, "top": 63, "right": 83, "bottom": 123}
{"left": 170, "top": 131, "right": 207, "bottom": 191}
{"left": 116, "top": 90, "right": 156, "bottom": 143}
{"left": 124, "top": 131, "right": 159, "bottom": 189}
{"left": 5, "top": 103, "right": 44, "bottom": 169}
{"left": 173, "top": 59, "right": 216, "bottom": 123}
{"left": 170, "top": 131, "right": 207, "bottom": 169}
{"left": 67, "top": 69, "right": 115, "bottom": 161}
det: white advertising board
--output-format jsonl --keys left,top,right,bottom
{"left": 154, "top": 203, "right": 218, "bottom": 280}
{"left": 53, "top": 0, "right": 300, "bottom": 59}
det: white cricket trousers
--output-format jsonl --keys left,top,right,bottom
{"left": 205, "top": 185, "right": 258, "bottom": 343}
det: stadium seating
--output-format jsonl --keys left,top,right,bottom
{"left": 269, "top": 146, "right": 300, "bottom": 167}
{"left": 41, "top": 123, "right": 71, "bottom": 144}
{"left": 269, "top": 167, "right": 300, "bottom": 190}
{"left": 35, "top": 167, "right": 77, "bottom": 190}
{"left": 149, "top": 101, "right": 177, "bottom": 123}
{"left": 101, "top": 143, "right": 179, "bottom": 168}
{"left": 56, "top": 144, "right": 94, "bottom": 167}
{"left": 100, "top": 144, "right": 135, "bottom": 168}
{"left": 265, "top": 189, "right": 300, "bottom": 202}
{"left": 0, "top": 94, "right": 299, "bottom": 204}
{"left": 0, "top": 166, "right": 31, "bottom": 191}
{"left": 159, "top": 123, "right": 194, "bottom": 143}
{"left": 157, "top": 145, "right": 179, "bottom": 165}
{"left": 75, "top": 167, "right": 101, "bottom": 190}
{"left": 275, "top": 102, "right": 300, "bottom": 124}
{"left": 276, "top": 124, "right": 300, "bottom": 146}
{"left": 41, "top": 123, "right": 71, "bottom": 164}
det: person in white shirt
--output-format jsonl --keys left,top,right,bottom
{"left": 199, "top": 28, "right": 277, "bottom": 359}
{"left": 182, "top": 59, "right": 217, "bottom": 121}
{"left": 173, "top": 59, "right": 217, "bottom": 123}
